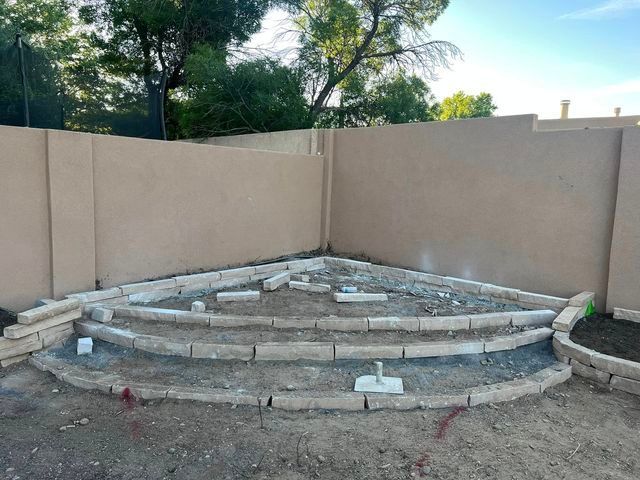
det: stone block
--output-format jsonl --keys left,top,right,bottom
{"left": 368, "top": 316, "right": 419, "bottom": 331}
{"left": 91, "top": 307, "right": 114, "bottom": 323}
{"left": 316, "top": 317, "right": 368, "bottom": 332}
{"left": 273, "top": 317, "right": 317, "bottom": 329}
{"left": 254, "top": 262, "right": 289, "bottom": 274}
{"left": 134, "top": 335, "right": 192, "bottom": 357}
{"left": 209, "top": 315, "right": 273, "bottom": 327}
{"left": 17, "top": 298, "right": 80, "bottom": 325}
{"left": 306, "top": 264, "right": 326, "bottom": 272}
{"left": 290, "top": 274, "right": 310, "bottom": 282}
{"left": 289, "top": 281, "right": 331, "bottom": 293}
{"left": 217, "top": 291, "right": 260, "bottom": 302}
{"left": 209, "top": 277, "right": 251, "bottom": 291}
{"left": 167, "top": 386, "right": 260, "bottom": 405}
{"left": 1, "top": 353, "right": 30, "bottom": 368}
{"left": 554, "top": 350, "right": 571, "bottom": 364}
{"left": 480, "top": 284, "right": 519, "bottom": 301}
{"left": 0, "top": 337, "right": 42, "bottom": 360}
{"left": 613, "top": 308, "right": 640, "bottom": 323}
{"left": 219, "top": 266, "right": 256, "bottom": 280}
{"left": 530, "top": 363, "right": 572, "bottom": 391}
{"left": 34, "top": 298, "right": 56, "bottom": 307}
{"left": 568, "top": 291, "right": 596, "bottom": 308}
{"left": 404, "top": 340, "right": 484, "bottom": 358}
{"left": 3, "top": 309, "right": 81, "bottom": 339}
{"left": 67, "top": 288, "right": 123, "bottom": 304}
{"left": 191, "top": 342, "right": 254, "bottom": 361}
{"left": 610, "top": 375, "right": 640, "bottom": 396}
{"left": 62, "top": 370, "right": 121, "bottom": 393}
{"left": 334, "top": 344, "right": 403, "bottom": 359}
{"left": 263, "top": 272, "right": 291, "bottom": 291}
{"left": 552, "top": 306, "right": 584, "bottom": 332}
{"left": 511, "top": 310, "right": 557, "bottom": 327}
{"left": 74, "top": 320, "right": 103, "bottom": 338}
{"left": 251, "top": 270, "right": 288, "bottom": 281}
{"left": 173, "top": 271, "right": 221, "bottom": 287}
{"left": 39, "top": 322, "right": 74, "bottom": 348}
{"left": 517, "top": 291, "right": 568, "bottom": 309}
{"left": 443, "top": 277, "right": 483, "bottom": 294}
{"left": 369, "top": 264, "right": 405, "bottom": 279}
{"left": 333, "top": 293, "right": 388, "bottom": 303}
{"left": 513, "top": 327, "right": 554, "bottom": 347}
{"left": 114, "top": 306, "right": 180, "bottom": 322}
{"left": 468, "top": 379, "right": 540, "bottom": 406}
{"left": 591, "top": 353, "right": 640, "bottom": 381}
{"left": 191, "top": 301, "right": 206, "bottom": 313}
{"left": 129, "top": 287, "right": 181, "bottom": 303}
{"left": 552, "top": 334, "right": 596, "bottom": 365}
{"left": 77, "top": 337, "right": 93, "bottom": 355}
{"left": 469, "top": 312, "right": 512, "bottom": 329}
{"left": 255, "top": 342, "right": 334, "bottom": 361}
{"left": 0, "top": 333, "right": 39, "bottom": 352}
{"left": 272, "top": 392, "right": 365, "bottom": 411}
{"left": 112, "top": 383, "right": 170, "bottom": 400}
{"left": 98, "top": 325, "right": 138, "bottom": 348}
{"left": 419, "top": 315, "right": 470, "bottom": 331}
{"left": 366, "top": 394, "right": 469, "bottom": 410}
{"left": 175, "top": 312, "right": 210, "bottom": 325}
{"left": 81, "top": 296, "right": 129, "bottom": 314}
{"left": 119, "top": 278, "right": 177, "bottom": 295}
{"left": 484, "top": 336, "right": 517, "bottom": 353}
{"left": 570, "top": 359, "right": 611, "bottom": 384}
{"left": 329, "top": 258, "right": 371, "bottom": 273}
{"left": 405, "top": 270, "right": 445, "bottom": 286}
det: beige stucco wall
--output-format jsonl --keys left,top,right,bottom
{"left": 184, "top": 129, "right": 321, "bottom": 155}
{"left": 329, "top": 115, "right": 622, "bottom": 306}
{"left": 607, "top": 126, "right": 640, "bottom": 311}
{"left": 538, "top": 115, "right": 640, "bottom": 131}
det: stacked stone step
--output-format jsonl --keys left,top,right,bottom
{"left": 1, "top": 298, "right": 81, "bottom": 367}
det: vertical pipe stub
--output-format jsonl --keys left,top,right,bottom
{"left": 560, "top": 100, "right": 570, "bottom": 120}
{"left": 374, "top": 361, "right": 383, "bottom": 384}
{"left": 614, "top": 107, "right": 621, "bottom": 117}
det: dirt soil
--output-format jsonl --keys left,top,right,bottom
{"left": 2, "top": 362, "right": 639, "bottom": 480}
{"left": 571, "top": 314, "right": 640, "bottom": 363}
{"left": 150, "top": 269, "right": 524, "bottom": 318}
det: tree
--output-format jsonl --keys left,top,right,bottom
{"left": 438, "top": 91, "right": 497, "bottom": 120}
{"left": 285, "top": 0, "right": 459, "bottom": 120}
{"left": 177, "top": 47, "right": 311, "bottom": 138}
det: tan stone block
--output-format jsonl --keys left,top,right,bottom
{"left": 119, "top": 278, "right": 177, "bottom": 295}
{"left": 530, "top": 363, "right": 572, "bottom": 392}
{"left": 62, "top": 370, "right": 121, "bottom": 393}
{"left": 0, "top": 333, "right": 39, "bottom": 352}
{"left": 216, "top": 291, "right": 260, "bottom": 302}
{"left": 91, "top": 307, "right": 114, "bottom": 323}
{"left": 74, "top": 320, "right": 103, "bottom": 338}
{"left": 369, "top": 264, "right": 405, "bottom": 279}
{"left": 0, "top": 338, "right": 42, "bottom": 360}
{"left": 173, "top": 271, "right": 221, "bottom": 287}
{"left": 114, "top": 306, "right": 180, "bottom": 321}
{"left": 17, "top": 298, "right": 80, "bottom": 325}
{"left": 552, "top": 306, "right": 584, "bottom": 332}
{"left": 67, "top": 288, "right": 123, "bottom": 303}
{"left": 469, "top": 312, "right": 511, "bottom": 329}
{"left": 191, "top": 342, "right": 254, "bottom": 360}
{"left": 568, "top": 291, "right": 595, "bottom": 308}
{"left": 175, "top": 312, "right": 210, "bottom": 325}
{"left": 484, "top": 336, "right": 517, "bottom": 353}
{"left": 404, "top": 340, "right": 484, "bottom": 358}
{"left": 480, "top": 284, "right": 519, "bottom": 301}
{"left": 251, "top": 270, "right": 287, "bottom": 282}
{"left": 317, "top": 317, "right": 368, "bottom": 332}
{"left": 368, "top": 316, "right": 419, "bottom": 331}
{"left": 468, "top": 379, "right": 540, "bottom": 406}
{"left": 273, "top": 317, "right": 317, "bottom": 329}
{"left": 514, "top": 327, "right": 554, "bottom": 347}
{"left": 443, "top": 277, "right": 483, "bottom": 294}
{"left": 263, "top": 272, "right": 290, "bottom": 291}
{"left": 112, "top": 383, "right": 169, "bottom": 400}
{"left": 81, "top": 296, "right": 130, "bottom": 315}
{"left": 255, "top": 342, "right": 334, "bottom": 361}
{"left": 0, "top": 353, "right": 30, "bottom": 367}
{"left": 272, "top": 392, "right": 365, "bottom": 411}
{"left": 405, "top": 270, "right": 445, "bottom": 286}
{"left": 419, "top": 315, "right": 470, "bottom": 331}
{"left": 289, "top": 281, "right": 331, "bottom": 293}
{"left": 591, "top": 353, "right": 640, "bottom": 381}
{"left": 130, "top": 287, "right": 181, "bottom": 303}
{"left": 613, "top": 307, "right": 640, "bottom": 323}
{"left": 366, "top": 394, "right": 469, "bottom": 410}
{"left": 328, "top": 258, "right": 371, "bottom": 273}
{"left": 552, "top": 334, "right": 596, "bottom": 365}
{"left": 219, "top": 266, "right": 256, "bottom": 280}
{"left": 3, "top": 309, "right": 81, "bottom": 339}
{"left": 134, "top": 335, "right": 192, "bottom": 357}
{"left": 98, "top": 325, "right": 138, "bottom": 348}
{"left": 167, "top": 386, "right": 260, "bottom": 405}
{"left": 517, "top": 291, "right": 568, "bottom": 309}
{"left": 334, "top": 344, "right": 403, "bottom": 359}
{"left": 209, "top": 315, "right": 273, "bottom": 327}
{"left": 39, "top": 322, "right": 74, "bottom": 348}
{"left": 254, "top": 262, "right": 289, "bottom": 274}
{"left": 333, "top": 293, "right": 388, "bottom": 303}
{"left": 610, "top": 375, "right": 640, "bottom": 396}
{"left": 511, "top": 310, "right": 557, "bottom": 327}
{"left": 570, "top": 359, "right": 611, "bottom": 384}
{"left": 554, "top": 350, "right": 571, "bottom": 364}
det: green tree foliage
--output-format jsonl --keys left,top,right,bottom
{"left": 177, "top": 46, "right": 311, "bottom": 138}
{"left": 438, "top": 91, "right": 497, "bottom": 120}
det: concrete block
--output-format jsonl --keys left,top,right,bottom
{"left": 114, "top": 306, "right": 180, "bottom": 322}
{"left": 306, "top": 264, "right": 326, "bottom": 272}
{"left": 191, "top": 342, "right": 254, "bottom": 361}
{"left": 255, "top": 342, "right": 334, "bottom": 361}
{"left": 74, "top": 320, "right": 103, "bottom": 338}
{"left": 3, "top": 309, "right": 81, "bottom": 339}
{"left": 1, "top": 353, "right": 30, "bottom": 368}
{"left": 251, "top": 270, "right": 288, "bottom": 281}
{"left": 290, "top": 274, "right": 310, "bottom": 282}
{"left": 317, "top": 317, "right": 368, "bottom": 331}
{"left": 91, "top": 307, "right": 114, "bottom": 323}
{"left": 191, "top": 301, "right": 206, "bottom": 313}
{"left": 405, "top": 270, "right": 445, "bottom": 286}
{"left": 480, "top": 284, "right": 519, "bottom": 301}
{"left": 17, "top": 298, "right": 80, "bottom": 325}
{"left": 263, "top": 272, "right": 291, "bottom": 291}
{"left": 591, "top": 353, "right": 640, "bottom": 381}
{"left": 0, "top": 333, "right": 39, "bottom": 352}
{"left": 217, "top": 291, "right": 260, "bottom": 302}
{"left": 610, "top": 375, "right": 640, "bottom": 396}
{"left": 119, "top": 278, "right": 177, "bottom": 295}
{"left": 468, "top": 379, "right": 540, "bottom": 406}
{"left": 419, "top": 315, "right": 470, "bottom": 331}
{"left": 613, "top": 307, "right": 640, "bottom": 323}
{"left": 273, "top": 317, "right": 317, "bottom": 329}
{"left": 552, "top": 306, "right": 584, "bottom": 332}
{"left": 484, "top": 336, "right": 517, "bottom": 352}
{"left": 368, "top": 316, "right": 419, "bottom": 331}
{"left": 570, "top": 359, "right": 611, "bottom": 384}
{"left": 329, "top": 258, "right": 371, "bottom": 273}
{"left": 174, "top": 271, "right": 221, "bottom": 287}
{"left": 289, "top": 281, "right": 331, "bottom": 293}
{"left": 62, "top": 370, "right": 121, "bottom": 393}
{"left": 514, "top": 327, "right": 554, "bottom": 347}
{"left": 81, "top": 296, "right": 129, "bottom": 314}
{"left": 443, "top": 277, "right": 483, "bottom": 294}
{"left": 404, "top": 340, "right": 484, "bottom": 358}
{"left": 334, "top": 344, "right": 403, "bottom": 359}
{"left": 112, "top": 383, "right": 169, "bottom": 400}
{"left": 39, "top": 322, "right": 74, "bottom": 348}
{"left": 34, "top": 298, "right": 56, "bottom": 307}
{"left": 209, "top": 277, "right": 251, "bottom": 291}
{"left": 67, "top": 287, "right": 122, "bottom": 303}
{"left": 129, "top": 287, "right": 181, "bottom": 303}
{"left": 272, "top": 392, "right": 365, "bottom": 411}
{"left": 176, "top": 312, "right": 210, "bottom": 325}
{"left": 568, "top": 291, "right": 595, "bottom": 308}
{"left": 134, "top": 335, "right": 192, "bottom": 357}
{"left": 517, "top": 291, "right": 568, "bottom": 309}
{"left": 554, "top": 350, "right": 571, "bottom": 364}
{"left": 469, "top": 312, "right": 512, "bottom": 329}
{"left": 219, "top": 266, "right": 256, "bottom": 280}
{"left": 254, "top": 262, "right": 289, "bottom": 274}
{"left": 552, "top": 334, "right": 596, "bottom": 365}
{"left": 530, "top": 363, "right": 572, "bottom": 391}
{"left": 333, "top": 293, "right": 388, "bottom": 303}
{"left": 511, "top": 310, "right": 557, "bottom": 327}
{"left": 77, "top": 337, "right": 93, "bottom": 355}
{"left": 0, "top": 337, "right": 42, "bottom": 361}
{"left": 167, "top": 386, "right": 260, "bottom": 405}
{"left": 209, "top": 315, "right": 273, "bottom": 327}
{"left": 366, "top": 394, "right": 469, "bottom": 410}
{"left": 98, "top": 325, "right": 138, "bottom": 348}
{"left": 369, "top": 264, "right": 405, "bottom": 279}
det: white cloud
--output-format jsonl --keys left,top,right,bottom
{"left": 558, "top": 0, "right": 640, "bottom": 20}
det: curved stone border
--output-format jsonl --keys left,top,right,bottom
{"left": 75, "top": 319, "right": 554, "bottom": 361}
{"left": 29, "top": 354, "right": 571, "bottom": 411}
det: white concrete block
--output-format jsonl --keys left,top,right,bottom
{"left": 77, "top": 337, "right": 93, "bottom": 355}
{"left": 263, "top": 272, "right": 290, "bottom": 291}
{"left": 333, "top": 293, "right": 388, "bottom": 303}
{"left": 289, "top": 281, "right": 331, "bottom": 293}
{"left": 217, "top": 291, "right": 260, "bottom": 302}
{"left": 191, "top": 301, "right": 206, "bottom": 313}
{"left": 91, "top": 307, "right": 113, "bottom": 323}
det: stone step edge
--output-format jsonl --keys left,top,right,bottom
{"left": 553, "top": 331, "right": 640, "bottom": 397}
{"left": 99, "top": 305, "right": 558, "bottom": 331}
{"left": 74, "top": 320, "right": 554, "bottom": 361}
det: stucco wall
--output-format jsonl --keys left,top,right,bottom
{"left": 538, "top": 115, "right": 640, "bottom": 131}
{"left": 329, "top": 115, "right": 622, "bottom": 306}
{"left": 185, "top": 129, "right": 321, "bottom": 155}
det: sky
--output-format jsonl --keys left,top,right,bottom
{"left": 247, "top": 0, "right": 640, "bottom": 119}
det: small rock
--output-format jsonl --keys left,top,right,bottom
{"left": 52, "top": 389, "right": 59, "bottom": 393}
{"left": 59, "top": 426, "right": 67, "bottom": 432}
{"left": 167, "top": 465, "right": 177, "bottom": 473}
{"left": 317, "top": 455, "right": 326, "bottom": 463}
{"left": 550, "top": 461, "right": 559, "bottom": 466}
{"left": 168, "top": 447, "right": 176, "bottom": 454}
{"left": 31, "top": 447, "right": 38, "bottom": 454}
{"left": 286, "top": 385, "right": 296, "bottom": 391}
{"left": 231, "top": 404, "right": 237, "bottom": 409}
{"left": 79, "top": 418, "right": 89, "bottom": 426}
{"left": 447, "top": 330, "right": 454, "bottom": 336}
{"left": 421, "top": 465, "right": 432, "bottom": 475}
{"left": 6, "top": 468, "right": 15, "bottom": 473}
{"left": 379, "top": 447, "right": 387, "bottom": 453}
{"left": 191, "top": 301, "right": 206, "bottom": 313}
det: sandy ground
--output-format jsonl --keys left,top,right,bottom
{"left": 2, "top": 362, "right": 639, "bottom": 480}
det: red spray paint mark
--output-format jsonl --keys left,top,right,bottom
{"left": 119, "top": 387, "right": 141, "bottom": 439}
{"left": 411, "top": 452, "right": 432, "bottom": 478}
{"left": 435, "top": 406, "right": 467, "bottom": 441}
